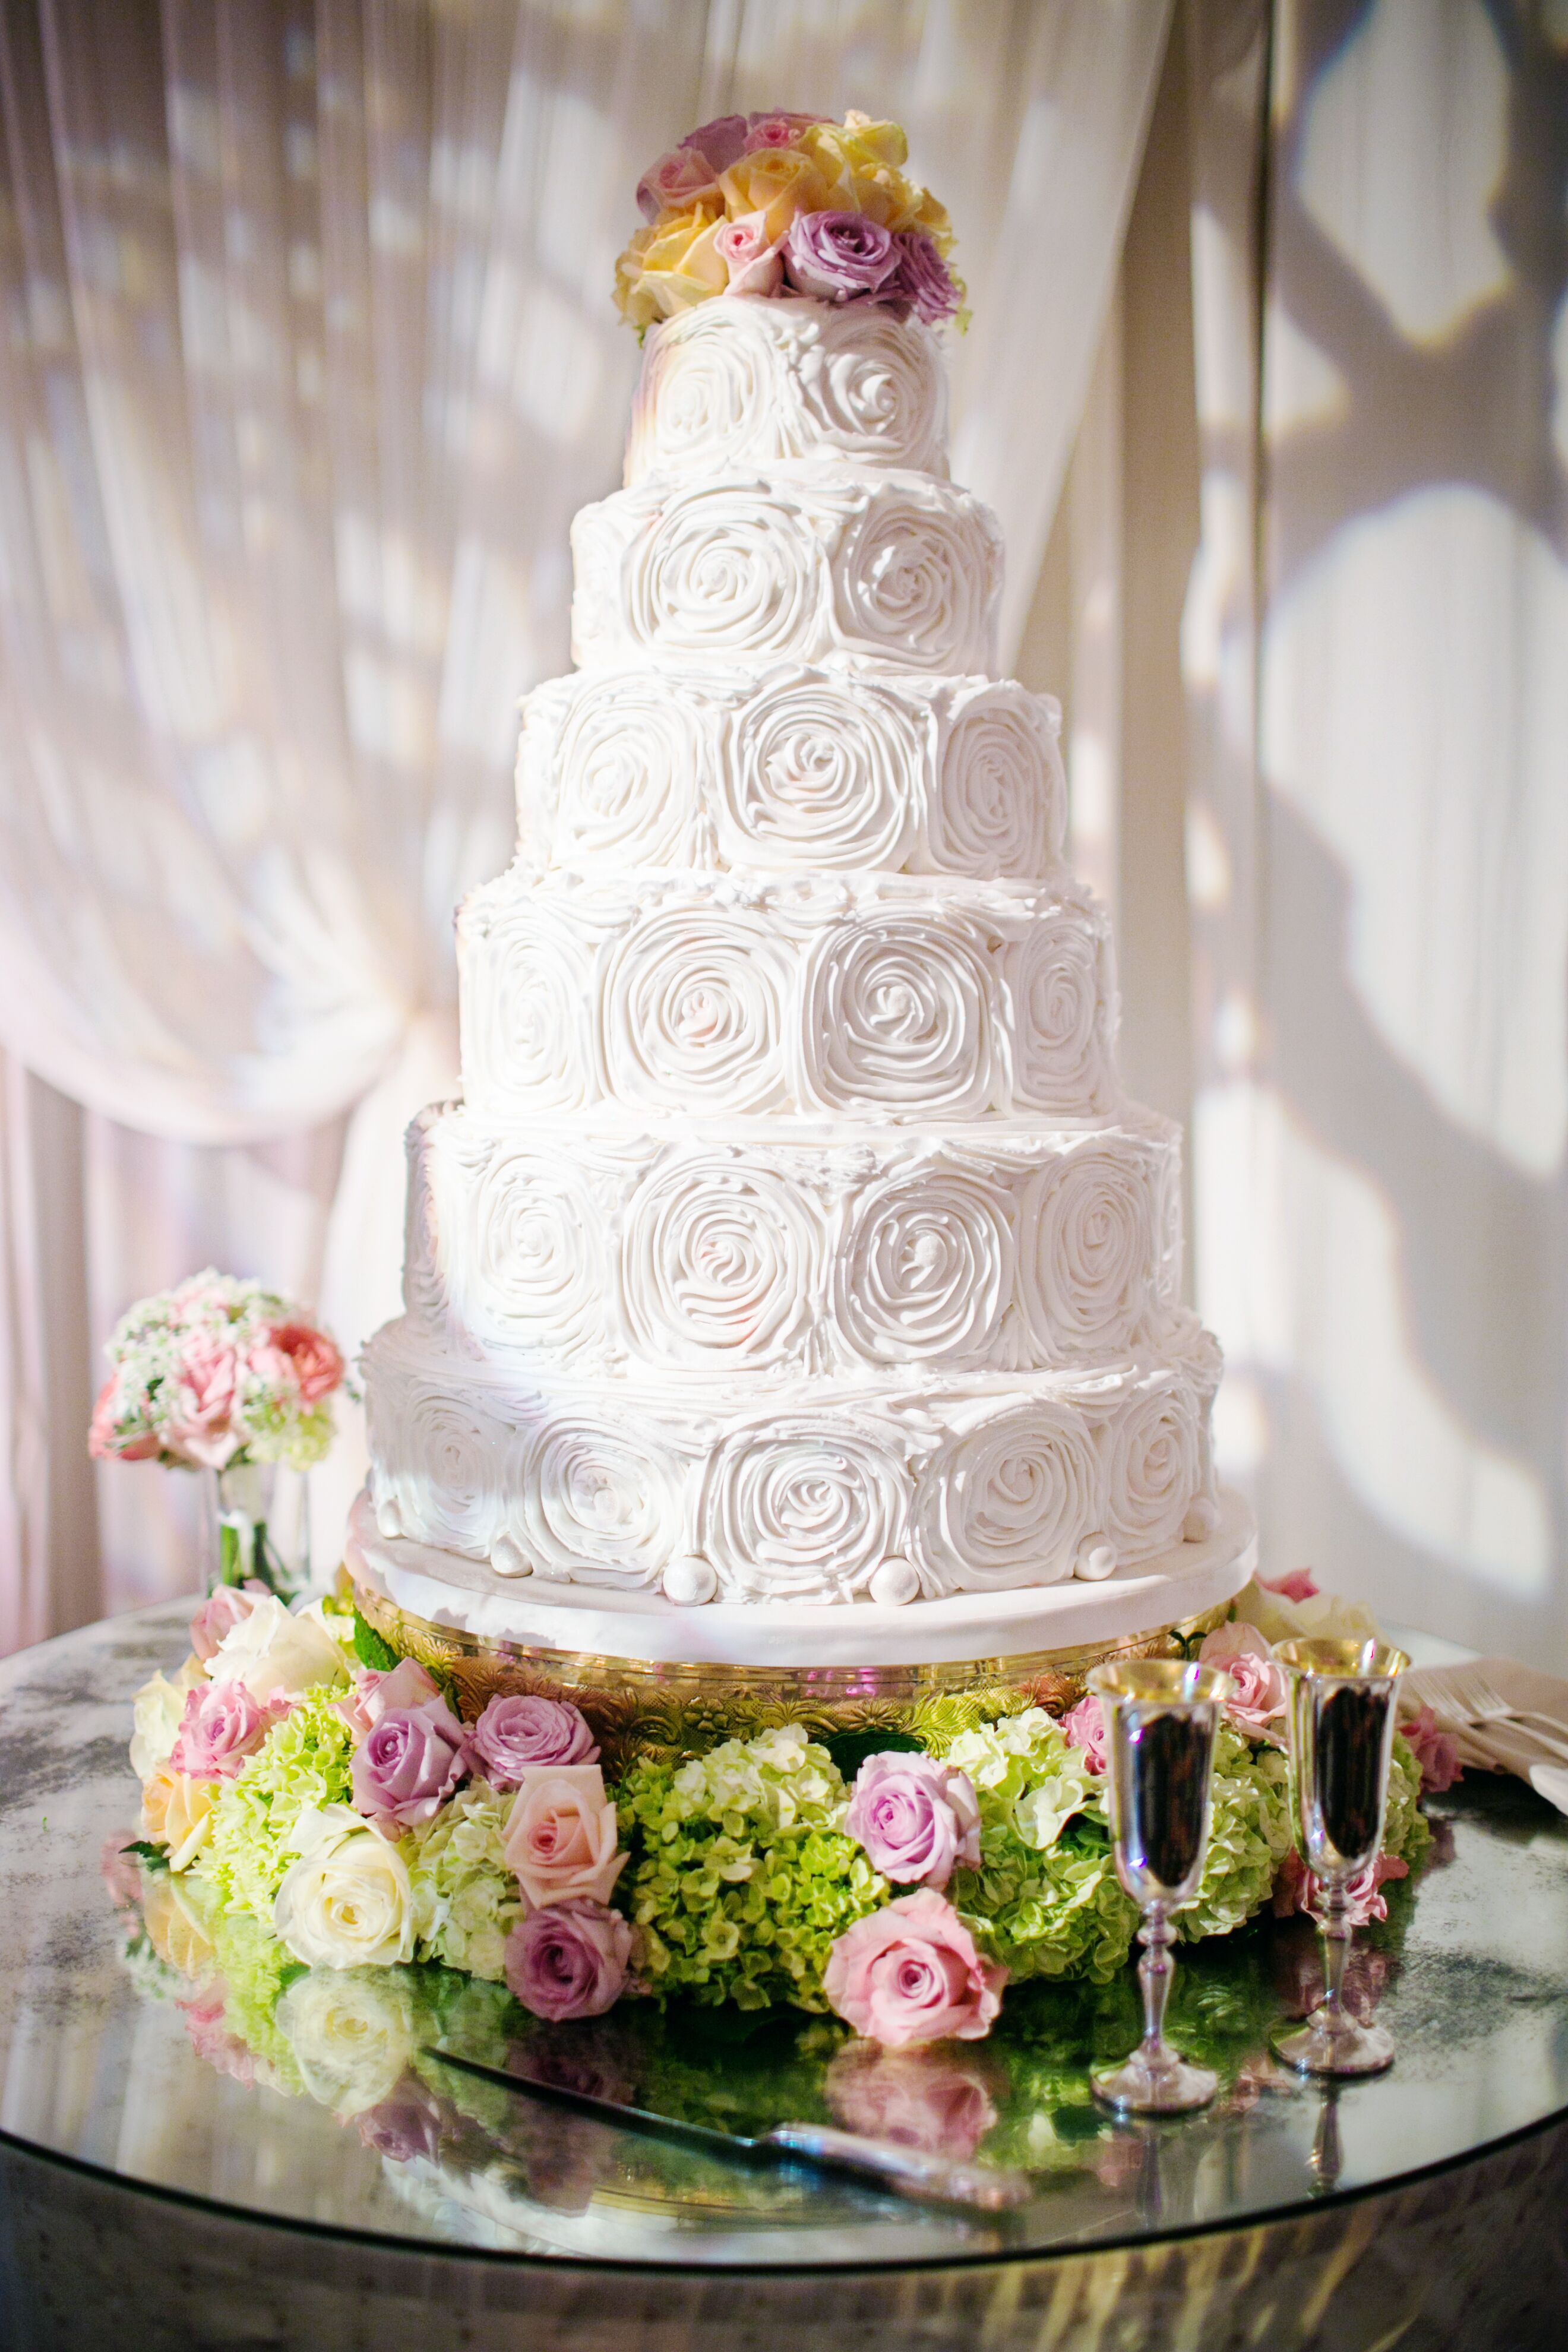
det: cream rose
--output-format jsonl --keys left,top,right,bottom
{"left": 140, "top": 1768, "right": 218, "bottom": 1873}
{"left": 273, "top": 1805, "right": 415, "bottom": 1970}
{"left": 131, "top": 1667, "right": 201, "bottom": 1783}
{"left": 275, "top": 1969, "right": 416, "bottom": 2116}
{"left": 502, "top": 1765, "right": 625, "bottom": 1910}
{"left": 208, "top": 1594, "right": 347, "bottom": 1704}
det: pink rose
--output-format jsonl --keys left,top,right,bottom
{"left": 181, "top": 1989, "right": 257, "bottom": 2087}
{"left": 1260, "top": 1569, "right": 1319, "bottom": 1604}
{"left": 844, "top": 1753, "right": 981, "bottom": 1890}
{"left": 1199, "top": 1621, "right": 1288, "bottom": 1735}
{"left": 350, "top": 1693, "right": 470, "bottom": 1829}
{"left": 162, "top": 1329, "right": 241, "bottom": 1469}
{"left": 1060, "top": 1694, "right": 1109, "bottom": 1774}
{"left": 251, "top": 1320, "right": 343, "bottom": 1404}
{"left": 169, "top": 1678, "right": 276, "bottom": 1780}
{"left": 1272, "top": 1848, "right": 1408, "bottom": 1927}
{"left": 88, "top": 1373, "right": 160, "bottom": 1462}
{"left": 1400, "top": 1704, "right": 1462, "bottom": 1795}
{"left": 505, "top": 1899, "right": 633, "bottom": 2022}
{"left": 743, "top": 110, "right": 823, "bottom": 151}
{"left": 824, "top": 1891, "right": 1006, "bottom": 2048}
{"left": 336, "top": 1656, "right": 442, "bottom": 1743}
{"left": 824, "top": 2042, "right": 1000, "bottom": 2160}
{"left": 470, "top": 1694, "right": 598, "bottom": 1790}
{"left": 188, "top": 1580, "right": 267, "bottom": 1664}
{"left": 713, "top": 211, "right": 785, "bottom": 296}
{"left": 503, "top": 1765, "right": 625, "bottom": 1910}
{"left": 634, "top": 145, "right": 720, "bottom": 223}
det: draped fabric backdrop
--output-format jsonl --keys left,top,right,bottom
{"left": 0, "top": 0, "right": 1170, "bottom": 1649}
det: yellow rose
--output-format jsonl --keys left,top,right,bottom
{"left": 141, "top": 1768, "right": 218, "bottom": 1873}
{"left": 907, "top": 184, "right": 956, "bottom": 257}
{"left": 614, "top": 202, "right": 727, "bottom": 330}
{"left": 719, "top": 148, "right": 832, "bottom": 243}
{"left": 844, "top": 165, "right": 924, "bottom": 234}
{"left": 837, "top": 113, "right": 911, "bottom": 169}
{"left": 803, "top": 118, "right": 909, "bottom": 185}
{"left": 142, "top": 1873, "right": 216, "bottom": 1980}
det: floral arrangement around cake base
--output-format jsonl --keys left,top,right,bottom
{"left": 125, "top": 1570, "right": 1455, "bottom": 2054}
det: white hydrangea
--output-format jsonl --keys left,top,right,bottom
{"left": 406, "top": 1779, "right": 522, "bottom": 1981}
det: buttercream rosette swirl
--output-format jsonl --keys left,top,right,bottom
{"left": 622, "top": 480, "right": 825, "bottom": 657}
{"left": 796, "top": 912, "right": 997, "bottom": 1117}
{"left": 460, "top": 893, "right": 596, "bottom": 1114}
{"left": 699, "top": 1417, "right": 910, "bottom": 1601}
{"left": 602, "top": 902, "right": 791, "bottom": 1111}
{"left": 911, "top": 1401, "right": 1101, "bottom": 1592}
{"left": 548, "top": 671, "right": 710, "bottom": 869}
{"left": 620, "top": 1151, "right": 826, "bottom": 1370}
{"left": 721, "top": 668, "right": 921, "bottom": 871}
{"left": 836, "top": 1157, "right": 1016, "bottom": 1367}
{"left": 520, "top": 1412, "right": 688, "bottom": 1586}
{"left": 931, "top": 687, "right": 1064, "bottom": 878}
{"left": 466, "top": 1149, "right": 608, "bottom": 1364}
{"left": 831, "top": 483, "right": 999, "bottom": 670}
{"left": 375, "top": 1384, "right": 503, "bottom": 1558}
{"left": 794, "top": 306, "right": 947, "bottom": 472}
{"left": 1019, "top": 1146, "right": 1154, "bottom": 1360}
{"left": 1099, "top": 1380, "right": 1200, "bottom": 1557}
{"left": 400, "top": 1108, "right": 449, "bottom": 1323}
{"left": 1005, "top": 910, "right": 1113, "bottom": 1114}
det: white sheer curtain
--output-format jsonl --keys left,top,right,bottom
{"left": 1186, "top": 0, "right": 1568, "bottom": 1667}
{"left": 0, "top": 0, "right": 1169, "bottom": 1646}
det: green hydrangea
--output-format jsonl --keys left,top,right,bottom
{"left": 207, "top": 1908, "right": 308, "bottom": 2094}
{"left": 940, "top": 1708, "right": 1104, "bottom": 1845}
{"left": 615, "top": 1725, "right": 887, "bottom": 2010}
{"left": 1384, "top": 1733, "right": 1433, "bottom": 1870}
{"left": 1175, "top": 1723, "right": 1294, "bottom": 1941}
{"left": 407, "top": 1779, "right": 521, "bottom": 1981}
{"left": 200, "top": 1689, "right": 355, "bottom": 1925}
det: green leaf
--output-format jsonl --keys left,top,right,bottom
{"left": 121, "top": 1839, "right": 170, "bottom": 1874}
{"left": 823, "top": 1726, "right": 925, "bottom": 1784}
{"left": 352, "top": 1609, "right": 400, "bottom": 1672}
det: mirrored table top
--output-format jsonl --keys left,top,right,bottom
{"left": 4, "top": 1601, "right": 1567, "bottom": 2270}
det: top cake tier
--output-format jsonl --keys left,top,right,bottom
{"left": 624, "top": 298, "right": 949, "bottom": 486}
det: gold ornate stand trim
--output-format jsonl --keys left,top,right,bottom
{"left": 349, "top": 1575, "right": 1231, "bottom": 1771}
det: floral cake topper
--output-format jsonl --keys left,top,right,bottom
{"left": 615, "top": 109, "right": 964, "bottom": 334}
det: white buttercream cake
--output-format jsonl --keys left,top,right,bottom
{"left": 352, "top": 295, "right": 1252, "bottom": 1664}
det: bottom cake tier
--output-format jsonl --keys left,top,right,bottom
{"left": 343, "top": 1484, "right": 1255, "bottom": 1768}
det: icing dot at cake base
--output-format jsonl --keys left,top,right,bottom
{"left": 492, "top": 1533, "right": 532, "bottom": 1578}
{"left": 1183, "top": 1498, "right": 1219, "bottom": 1542}
{"left": 868, "top": 1558, "right": 920, "bottom": 1607}
{"left": 663, "top": 1556, "right": 718, "bottom": 1607}
{"left": 374, "top": 1496, "right": 403, "bottom": 1542}
{"left": 1073, "top": 1536, "right": 1117, "bottom": 1582}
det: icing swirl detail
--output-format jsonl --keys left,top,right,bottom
{"left": 401, "top": 1108, "right": 448, "bottom": 1323}
{"left": 700, "top": 1418, "right": 909, "bottom": 1601}
{"left": 381, "top": 1384, "right": 501, "bottom": 1558}
{"left": 836, "top": 1159, "right": 1015, "bottom": 1367}
{"left": 1006, "top": 911, "right": 1113, "bottom": 1113}
{"left": 621, "top": 483, "right": 824, "bottom": 657}
{"left": 620, "top": 1153, "right": 825, "bottom": 1369}
{"left": 521, "top": 1415, "right": 687, "bottom": 1587}
{"left": 460, "top": 895, "right": 596, "bottom": 1114}
{"left": 722, "top": 669, "right": 920, "bottom": 870}
{"left": 831, "top": 486, "right": 1000, "bottom": 670}
{"left": 1020, "top": 1147, "right": 1153, "bottom": 1358}
{"left": 796, "top": 913, "right": 997, "bottom": 1117}
{"left": 932, "top": 688, "right": 1065, "bottom": 877}
{"left": 602, "top": 903, "right": 791, "bottom": 1112}
{"left": 467, "top": 1149, "right": 608, "bottom": 1363}
{"left": 912, "top": 1402, "right": 1102, "bottom": 1591}
{"left": 551, "top": 673, "right": 707, "bottom": 868}
{"left": 1100, "top": 1382, "right": 1200, "bottom": 1557}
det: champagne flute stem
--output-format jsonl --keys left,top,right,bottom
{"left": 1137, "top": 1904, "right": 1175, "bottom": 2062}
{"left": 1318, "top": 1884, "right": 1351, "bottom": 2035}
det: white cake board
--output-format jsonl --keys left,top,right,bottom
{"left": 344, "top": 1487, "right": 1256, "bottom": 1671}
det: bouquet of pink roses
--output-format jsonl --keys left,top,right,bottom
{"left": 614, "top": 109, "right": 964, "bottom": 334}
{"left": 88, "top": 1269, "right": 344, "bottom": 1476}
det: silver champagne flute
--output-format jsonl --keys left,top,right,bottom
{"left": 1270, "top": 1636, "right": 1411, "bottom": 2078}
{"left": 1087, "top": 1658, "right": 1231, "bottom": 2115}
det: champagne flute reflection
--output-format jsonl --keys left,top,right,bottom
{"left": 1088, "top": 1659, "right": 1230, "bottom": 2116}
{"left": 1270, "top": 1638, "right": 1410, "bottom": 2078}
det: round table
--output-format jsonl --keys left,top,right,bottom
{"left": 2, "top": 1602, "right": 1566, "bottom": 2351}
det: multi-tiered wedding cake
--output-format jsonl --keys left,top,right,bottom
{"left": 349, "top": 147, "right": 1251, "bottom": 1681}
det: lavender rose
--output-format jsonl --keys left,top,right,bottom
{"left": 782, "top": 209, "right": 900, "bottom": 304}
{"left": 470, "top": 1693, "right": 598, "bottom": 1789}
{"left": 505, "top": 1899, "right": 633, "bottom": 2022}
{"left": 883, "top": 231, "right": 960, "bottom": 326}
{"left": 845, "top": 1752, "right": 981, "bottom": 1891}
{"left": 350, "top": 1695, "right": 470, "bottom": 1831}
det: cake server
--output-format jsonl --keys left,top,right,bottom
{"left": 421, "top": 2044, "right": 1032, "bottom": 2213}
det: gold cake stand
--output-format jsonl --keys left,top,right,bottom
{"left": 348, "top": 1571, "right": 1232, "bottom": 1770}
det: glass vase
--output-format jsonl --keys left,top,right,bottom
{"left": 199, "top": 1459, "right": 311, "bottom": 1603}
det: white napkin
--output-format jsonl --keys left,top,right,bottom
{"left": 1402, "top": 1658, "right": 1568, "bottom": 1814}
